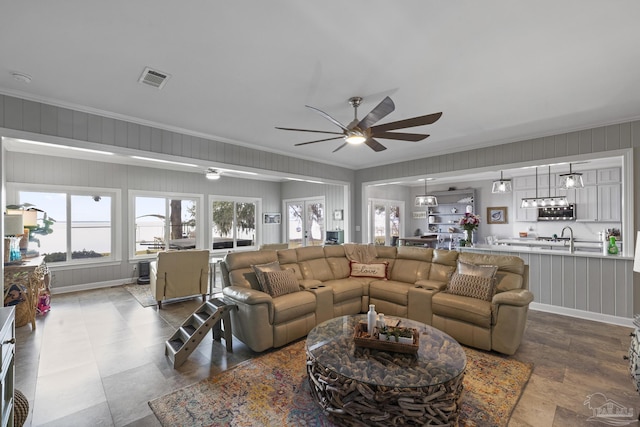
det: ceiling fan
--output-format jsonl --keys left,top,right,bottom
{"left": 276, "top": 96, "right": 442, "bottom": 153}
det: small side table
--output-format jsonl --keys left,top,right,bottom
{"left": 4, "top": 256, "right": 48, "bottom": 330}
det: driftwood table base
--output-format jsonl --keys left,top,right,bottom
{"left": 305, "top": 315, "right": 467, "bottom": 427}
{"left": 307, "top": 356, "right": 464, "bottom": 426}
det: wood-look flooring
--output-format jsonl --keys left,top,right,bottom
{"left": 13, "top": 285, "right": 637, "bottom": 426}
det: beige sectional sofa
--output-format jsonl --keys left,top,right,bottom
{"left": 220, "top": 244, "right": 533, "bottom": 355}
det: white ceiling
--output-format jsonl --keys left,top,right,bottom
{"left": 1, "top": 1, "right": 639, "bottom": 171}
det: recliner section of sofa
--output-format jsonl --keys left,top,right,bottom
{"left": 221, "top": 244, "right": 533, "bottom": 355}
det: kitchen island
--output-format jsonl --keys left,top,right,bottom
{"left": 459, "top": 244, "right": 633, "bottom": 325}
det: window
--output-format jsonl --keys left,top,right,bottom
{"left": 133, "top": 193, "right": 200, "bottom": 256}
{"left": 11, "top": 186, "right": 119, "bottom": 264}
{"left": 211, "top": 197, "right": 258, "bottom": 251}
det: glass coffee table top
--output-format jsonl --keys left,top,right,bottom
{"left": 306, "top": 314, "right": 466, "bottom": 389}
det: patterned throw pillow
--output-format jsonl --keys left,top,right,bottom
{"left": 457, "top": 260, "right": 498, "bottom": 279}
{"left": 251, "top": 261, "right": 281, "bottom": 292}
{"left": 349, "top": 261, "right": 388, "bottom": 279}
{"left": 263, "top": 269, "right": 300, "bottom": 298}
{"left": 447, "top": 272, "right": 496, "bottom": 301}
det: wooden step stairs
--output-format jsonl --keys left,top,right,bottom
{"left": 165, "top": 297, "right": 237, "bottom": 368}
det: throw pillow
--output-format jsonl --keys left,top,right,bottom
{"left": 252, "top": 261, "right": 281, "bottom": 292}
{"left": 457, "top": 260, "right": 498, "bottom": 279}
{"left": 263, "top": 269, "right": 300, "bottom": 298}
{"left": 447, "top": 272, "right": 496, "bottom": 301}
{"left": 349, "top": 261, "right": 388, "bottom": 279}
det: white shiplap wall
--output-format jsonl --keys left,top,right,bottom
{"left": 5, "top": 152, "right": 282, "bottom": 290}
{"left": 1, "top": 94, "right": 639, "bottom": 318}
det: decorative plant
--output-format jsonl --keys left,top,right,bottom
{"left": 459, "top": 212, "right": 481, "bottom": 232}
{"left": 378, "top": 326, "right": 414, "bottom": 342}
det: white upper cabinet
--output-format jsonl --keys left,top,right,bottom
{"left": 597, "top": 168, "right": 621, "bottom": 184}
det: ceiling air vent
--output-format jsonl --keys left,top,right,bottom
{"left": 138, "top": 67, "right": 171, "bottom": 89}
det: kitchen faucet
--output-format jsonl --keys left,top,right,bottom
{"left": 561, "top": 226, "right": 574, "bottom": 253}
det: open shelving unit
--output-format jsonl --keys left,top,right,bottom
{"left": 418, "top": 189, "right": 476, "bottom": 246}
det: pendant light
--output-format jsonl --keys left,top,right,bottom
{"left": 491, "top": 171, "right": 512, "bottom": 193}
{"left": 521, "top": 166, "right": 568, "bottom": 208}
{"left": 415, "top": 178, "right": 438, "bottom": 207}
{"left": 559, "top": 163, "right": 584, "bottom": 189}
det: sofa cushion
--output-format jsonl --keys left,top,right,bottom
{"left": 271, "top": 289, "right": 316, "bottom": 324}
{"left": 323, "top": 278, "right": 366, "bottom": 303}
{"left": 447, "top": 272, "right": 496, "bottom": 301}
{"left": 432, "top": 292, "right": 492, "bottom": 328}
{"left": 350, "top": 261, "right": 388, "bottom": 279}
{"left": 458, "top": 252, "right": 525, "bottom": 275}
{"left": 299, "top": 258, "right": 335, "bottom": 281}
{"left": 389, "top": 259, "right": 431, "bottom": 283}
{"left": 369, "top": 280, "right": 413, "bottom": 306}
{"left": 263, "top": 269, "right": 300, "bottom": 298}
{"left": 429, "top": 263, "right": 456, "bottom": 283}
{"left": 494, "top": 271, "right": 524, "bottom": 293}
{"left": 457, "top": 260, "right": 498, "bottom": 279}
{"left": 251, "top": 261, "right": 281, "bottom": 292}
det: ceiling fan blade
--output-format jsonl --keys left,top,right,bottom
{"left": 305, "top": 105, "right": 350, "bottom": 132}
{"left": 370, "top": 112, "right": 443, "bottom": 132}
{"left": 332, "top": 143, "right": 348, "bottom": 153}
{"left": 370, "top": 131, "right": 430, "bottom": 142}
{"left": 364, "top": 138, "right": 387, "bottom": 152}
{"left": 356, "top": 96, "right": 395, "bottom": 130}
{"left": 294, "top": 136, "right": 344, "bottom": 147}
{"left": 275, "top": 127, "right": 344, "bottom": 135}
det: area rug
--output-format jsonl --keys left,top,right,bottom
{"left": 124, "top": 284, "right": 157, "bottom": 307}
{"left": 149, "top": 339, "right": 533, "bottom": 427}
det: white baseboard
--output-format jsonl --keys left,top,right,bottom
{"left": 530, "top": 302, "right": 634, "bottom": 328}
{"left": 51, "top": 279, "right": 133, "bottom": 295}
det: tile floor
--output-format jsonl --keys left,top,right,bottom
{"left": 13, "top": 285, "right": 638, "bottom": 426}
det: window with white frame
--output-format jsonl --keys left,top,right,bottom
{"left": 132, "top": 192, "right": 201, "bottom": 257}
{"left": 210, "top": 197, "right": 259, "bottom": 251}
{"left": 11, "top": 186, "right": 119, "bottom": 264}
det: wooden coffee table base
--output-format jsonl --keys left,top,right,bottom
{"left": 306, "top": 354, "right": 465, "bottom": 426}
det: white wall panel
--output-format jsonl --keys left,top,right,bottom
{"left": 463, "top": 248, "right": 634, "bottom": 319}
{"left": 6, "top": 151, "right": 282, "bottom": 290}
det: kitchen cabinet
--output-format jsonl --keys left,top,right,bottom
{"left": 573, "top": 186, "right": 599, "bottom": 221}
{"left": 597, "top": 168, "right": 621, "bottom": 184}
{"left": 597, "top": 184, "right": 622, "bottom": 222}
{"left": 514, "top": 167, "right": 621, "bottom": 223}
{"left": 514, "top": 189, "right": 538, "bottom": 222}
{"left": 513, "top": 174, "right": 550, "bottom": 192}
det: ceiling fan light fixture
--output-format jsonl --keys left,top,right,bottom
{"left": 491, "top": 171, "right": 512, "bottom": 193}
{"left": 345, "top": 132, "right": 366, "bottom": 145}
{"left": 205, "top": 168, "right": 221, "bottom": 180}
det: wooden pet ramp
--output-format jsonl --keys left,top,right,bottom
{"left": 165, "top": 298, "right": 236, "bottom": 368}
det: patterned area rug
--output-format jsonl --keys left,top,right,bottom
{"left": 124, "top": 284, "right": 157, "bottom": 307}
{"left": 149, "top": 339, "right": 532, "bottom": 427}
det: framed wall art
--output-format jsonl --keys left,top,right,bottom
{"left": 263, "top": 213, "right": 281, "bottom": 224}
{"left": 487, "top": 206, "right": 508, "bottom": 224}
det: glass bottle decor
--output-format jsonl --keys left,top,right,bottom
{"left": 607, "top": 236, "right": 619, "bottom": 255}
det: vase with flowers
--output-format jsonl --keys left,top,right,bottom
{"left": 459, "top": 212, "right": 480, "bottom": 246}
